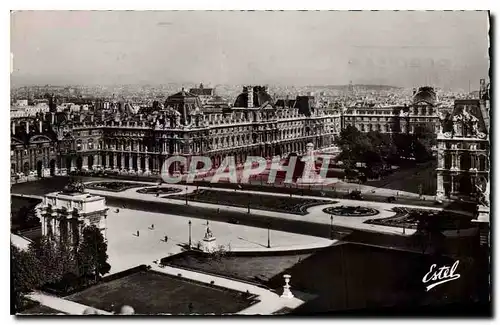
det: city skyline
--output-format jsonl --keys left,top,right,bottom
{"left": 11, "top": 11, "right": 489, "bottom": 91}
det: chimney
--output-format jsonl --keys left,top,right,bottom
{"left": 247, "top": 86, "right": 254, "bottom": 108}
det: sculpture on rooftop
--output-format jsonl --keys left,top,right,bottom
{"left": 61, "top": 179, "right": 85, "bottom": 194}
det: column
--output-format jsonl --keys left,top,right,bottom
{"left": 145, "top": 155, "right": 150, "bottom": 172}
{"left": 436, "top": 171, "right": 445, "bottom": 200}
{"left": 129, "top": 153, "right": 134, "bottom": 171}
{"left": 121, "top": 154, "right": 125, "bottom": 171}
{"left": 82, "top": 155, "right": 88, "bottom": 170}
{"left": 450, "top": 175, "right": 455, "bottom": 195}
{"left": 71, "top": 157, "right": 76, "bottom": 172}
{"left": 94, "top": 154, "right": 99, "bottom": 169}
{"left": 113, "top": 153, "right": 118, "bottom": 171}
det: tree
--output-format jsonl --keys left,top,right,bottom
{"left": 77, "top": 226, "right": 110, "bottom": 281}
{"left": 11, "top": 245, "right": 45, "bottom": 311}
{"left": 335, "top": 126, "right": 384, "bottom": 175}
{"left": 29, "top": 236, "right": 78, "bottom": 285}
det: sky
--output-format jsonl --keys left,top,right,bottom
{"left": 10, "top": 11, "right": 490, "bottom": 90}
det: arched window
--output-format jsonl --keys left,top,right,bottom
{"left": 444, "top": 154, "right": 452, "bottom": 169}
{"left": 478, "top": 155, "right": 487, "bottom": 171}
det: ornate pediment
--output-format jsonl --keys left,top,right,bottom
{"left": 29, "top": 135, "right": 52, "bottom": 144}
{"left": 11, "top": 137, "right": 24, "bottom": 146}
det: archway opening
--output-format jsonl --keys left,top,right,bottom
{"left": 76, "top": 156, "right": 83, "bottom": 170}
{"left": 88, "top": 155, "right": 94, "bottom": 170}
{"left": 37, "top": 161, "right": 43, "bottom": 178}
{"left": 49, "top": 159, "right": 56, "bottom": 176}
{"left": 140, "top": 157, "right": 145, "bottom": 171}
{"left": 66, "top": 157, "right": 72, "bottom": 172}
{"left": 459, "top": 175, "right": 473, "bottom": 195}
{"left": 23, "top": 162, "right": 30, "bottom": 175}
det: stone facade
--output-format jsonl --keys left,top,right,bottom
{"left": 435, "top": 80, "right": 490, "bottom": 202}
{"left": 38, "top": 187, "right": 108, "bottom": 246}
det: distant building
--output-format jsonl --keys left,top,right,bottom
{"left": 189, "top": 83, "right": 215, "bottom": 105}
{"left": 340, "top": 86, "right": 441, "bottom": 134}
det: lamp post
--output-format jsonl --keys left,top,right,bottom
{"left": 188, "top": 220, "right": 192, "bottom": 249}
{"left": 247, "top": 194, "right": 251, "bottom": 214}
{"left": 185, "top": 186, "right": 188, "bottom": 205}
{"left": 267, "top": 222, "right": 271, "bottom": 248}
{"left": 330, "top": 215, "right": 334, "bottom": 239}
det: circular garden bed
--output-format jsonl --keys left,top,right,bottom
{"left": 323, "top": 205, "right": 379, "bottom": 217}
{"left": 136, "top": 187, "right": 183, "bottom": 195}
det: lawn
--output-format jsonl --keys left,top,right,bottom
{"left": 11, "top": 176, "right": 107, "bottom": 196}
{"left": 168, "top": 189, "right": 332, "bottom": 215}
{"left": 163, "top": 251, "right": 314, "bottom": 284}
{"left": 65, "top": 270, "right": 255, "bottom": 315}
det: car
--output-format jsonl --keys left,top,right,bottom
{"left": 346, "top": 190, "right": 363, "bottom": 200}
{"left": 228, "top": 218, "right": 240, "bottom": 224}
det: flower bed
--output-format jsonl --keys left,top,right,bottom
{"left": 323, "top": 205, "right": 379, "bottom": 217}
{"left": 136, "top": 187, "right": 183, "bottom": 195}
{"left": 364, "top": 207, "right": 473, "bottom": 230}
{"left": 85, "top": 182, "right": 150, "bottom": 192}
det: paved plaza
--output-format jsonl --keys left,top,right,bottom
{"left": 106, "top": 206, "right": 334, "bottom": 274}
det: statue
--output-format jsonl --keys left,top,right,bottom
{"left": 62, "top": 179, "right": 85, "bottom": 194}
{"left": 476, "top": 181, "right": 490, "bottom": 207}
{"left": 204, "top": 226, "right": 213, "bottom": 239}
{"left": 452, "top": 115, "right": 462, "bottom": 136}
{"left": 437, "top": 111, "right": 447, "bottom": 134}
{"left": 470, "top": 114, "right": 479, "bottom": 136}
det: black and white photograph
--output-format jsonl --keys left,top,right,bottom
{"left": 9, "top": 9, "right": 491, "bottom": 316}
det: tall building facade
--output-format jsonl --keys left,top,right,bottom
{"left": 340, "top": 87, "right": 440, "bottom": 134}
{"left": 435, "top": 79, "right": 490, "bottom": 202}
{"left": 12, "top": 86, "right": 340, "bottom": 177}
{"left": 11, "top": 84, "right": 449, "bottom": 179}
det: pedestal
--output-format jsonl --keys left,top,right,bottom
{"left": 281, "top": 274, "right": 294, "bottom": 298}
{"left": 202, "top": 236, "right": 217, "bottom": 253}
